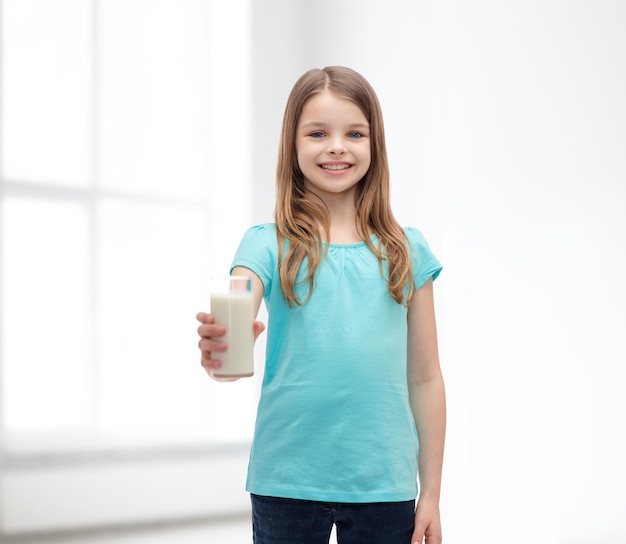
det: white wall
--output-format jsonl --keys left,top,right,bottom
{"left": 430, "top": 4, "right": 626, "bottom": 542}
{"left": 2, "top": 1, "right": 624, "bottom": 540}
{"left": 250, "top": 1, "right": 626, "bottom": 543}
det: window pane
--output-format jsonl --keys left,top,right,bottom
{"left": 0, "top": 0, "right": 256, "bottom": 450}
{"left": 98, "top": 0, "right": 210, "bottom": 199}
{"left": 96, "top": 199, "right": 255, "bottom": 442}
{"left": 1, "top": 198, "right": 92, "bottom": 431}
{"left": 0, "top": 0, "right": 92, "bottom": 185}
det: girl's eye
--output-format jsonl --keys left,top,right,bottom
{"left": 348, "top": 131, "right": 363, "bottom": 138}
{"left": 310, "top": 131, "right": 325, "bottom": 138}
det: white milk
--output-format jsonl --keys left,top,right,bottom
{"left": 210, "top": 290, "right": 255, "bottom": 378}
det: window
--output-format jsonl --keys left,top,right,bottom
{"left": 1, "top": 0, "right": 256, "bottom": 454}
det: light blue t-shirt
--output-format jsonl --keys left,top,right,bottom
{"left": 231, "top": 223, "right": 442, "bottom": 503}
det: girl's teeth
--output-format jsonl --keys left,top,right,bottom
{"left": 321, "top": 164, "right": 350, "bottom": 170}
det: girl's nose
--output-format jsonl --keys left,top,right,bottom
{"left": 327, "top": 137, "right": 346, "bottom": 155}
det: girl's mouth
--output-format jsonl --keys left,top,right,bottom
{"left": 319, "top": 163, "right": 352, "bottom": 171}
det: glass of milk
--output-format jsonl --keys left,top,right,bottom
{"left": 209, "top": 275, "right": 255, "bottom": 379}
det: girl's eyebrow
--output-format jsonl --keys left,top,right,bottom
{"left": 300, "top": 121, "right": 370, "bottom": 130}
{"left": 347, "top": 122, "right": 370, "bottom": 130}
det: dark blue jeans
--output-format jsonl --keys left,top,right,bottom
{"left": 251, "top": 494, "right": 415, "bottom": 544}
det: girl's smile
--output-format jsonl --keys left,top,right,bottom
{"left": 296, "top": 90, "right": 371, "bottom": 201}
{"left": 319, "top": 161, "right": 354, "bottom": 172}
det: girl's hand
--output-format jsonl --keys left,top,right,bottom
{"left": 411, "top": 497, "right": 442, "bottom": 544}
{"left": 196, "top": 312, "right": 227, "bottom": 378}
{"left": 196, "top": 312, "right": 265, "bottom": 381}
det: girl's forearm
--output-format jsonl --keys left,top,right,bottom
{"left": 409, "top": 375, "right": 446, "bottom": 501}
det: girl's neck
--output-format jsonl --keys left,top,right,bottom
{"left": 305, "top": 187, "right": 365, "bottom": 244}
{"left": 327, "top": 217, "right": 361, "bottom": 244}
{"left": 322, "top": 196, "right": 362, "bottom": 244}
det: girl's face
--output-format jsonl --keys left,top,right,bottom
{"left": 295, "top": 90, "right": 371, "bottom": 203}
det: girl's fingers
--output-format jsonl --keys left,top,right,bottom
{"left": 198, "top": 337, "right": 227, "bottom": 355}
{"left": 200, "top": 349, "right": 222, "bottom": 371}
{"left": 197, "top": 313, "right": 265, "bottom": 378}
{"left": 198, "top": 314, "right": 263, "bottom": 342}
{"left": 196, "top": 312, "right": 213, "bottom": 324}
{"left": 197, "top": 323, "right": 226, "bottom": 339}
{"left": 253, "top": 320, "right": 266, "bottom": 340}
{"left": 196, "top": 313, "right": 229, "bottom": 373}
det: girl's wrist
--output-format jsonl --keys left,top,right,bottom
{"left": 417, "top": 488, "right": 441, "bottom": 504}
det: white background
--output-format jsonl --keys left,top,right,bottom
{"left": 1, "top": 1, "right": 625, "bottom": 542}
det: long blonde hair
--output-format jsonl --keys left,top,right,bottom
{"left": 275, "top": 66, "right": 415, "bottom": 307}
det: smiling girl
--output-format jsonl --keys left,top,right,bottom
{"left": 197, "top": 66, "right": 446, "bottom": 544}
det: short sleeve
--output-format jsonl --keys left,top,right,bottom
{"left": 230, "top": 223, "right": 278, "bottom": 298}
{"left": 405, "top": 227, "right": 443, "bottom": 289}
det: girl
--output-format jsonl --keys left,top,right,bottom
{"left": 197, "top": 66, "right": 445, "bottom": 544}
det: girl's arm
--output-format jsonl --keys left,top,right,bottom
{"left": 197, "top": 266, "right": 265, "bottom": 380}
{"left": 232, "top": 266, "right": 265, "bottom": 314}
{"left": 407, "top": 277, "right": 446, "bottom": 544}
